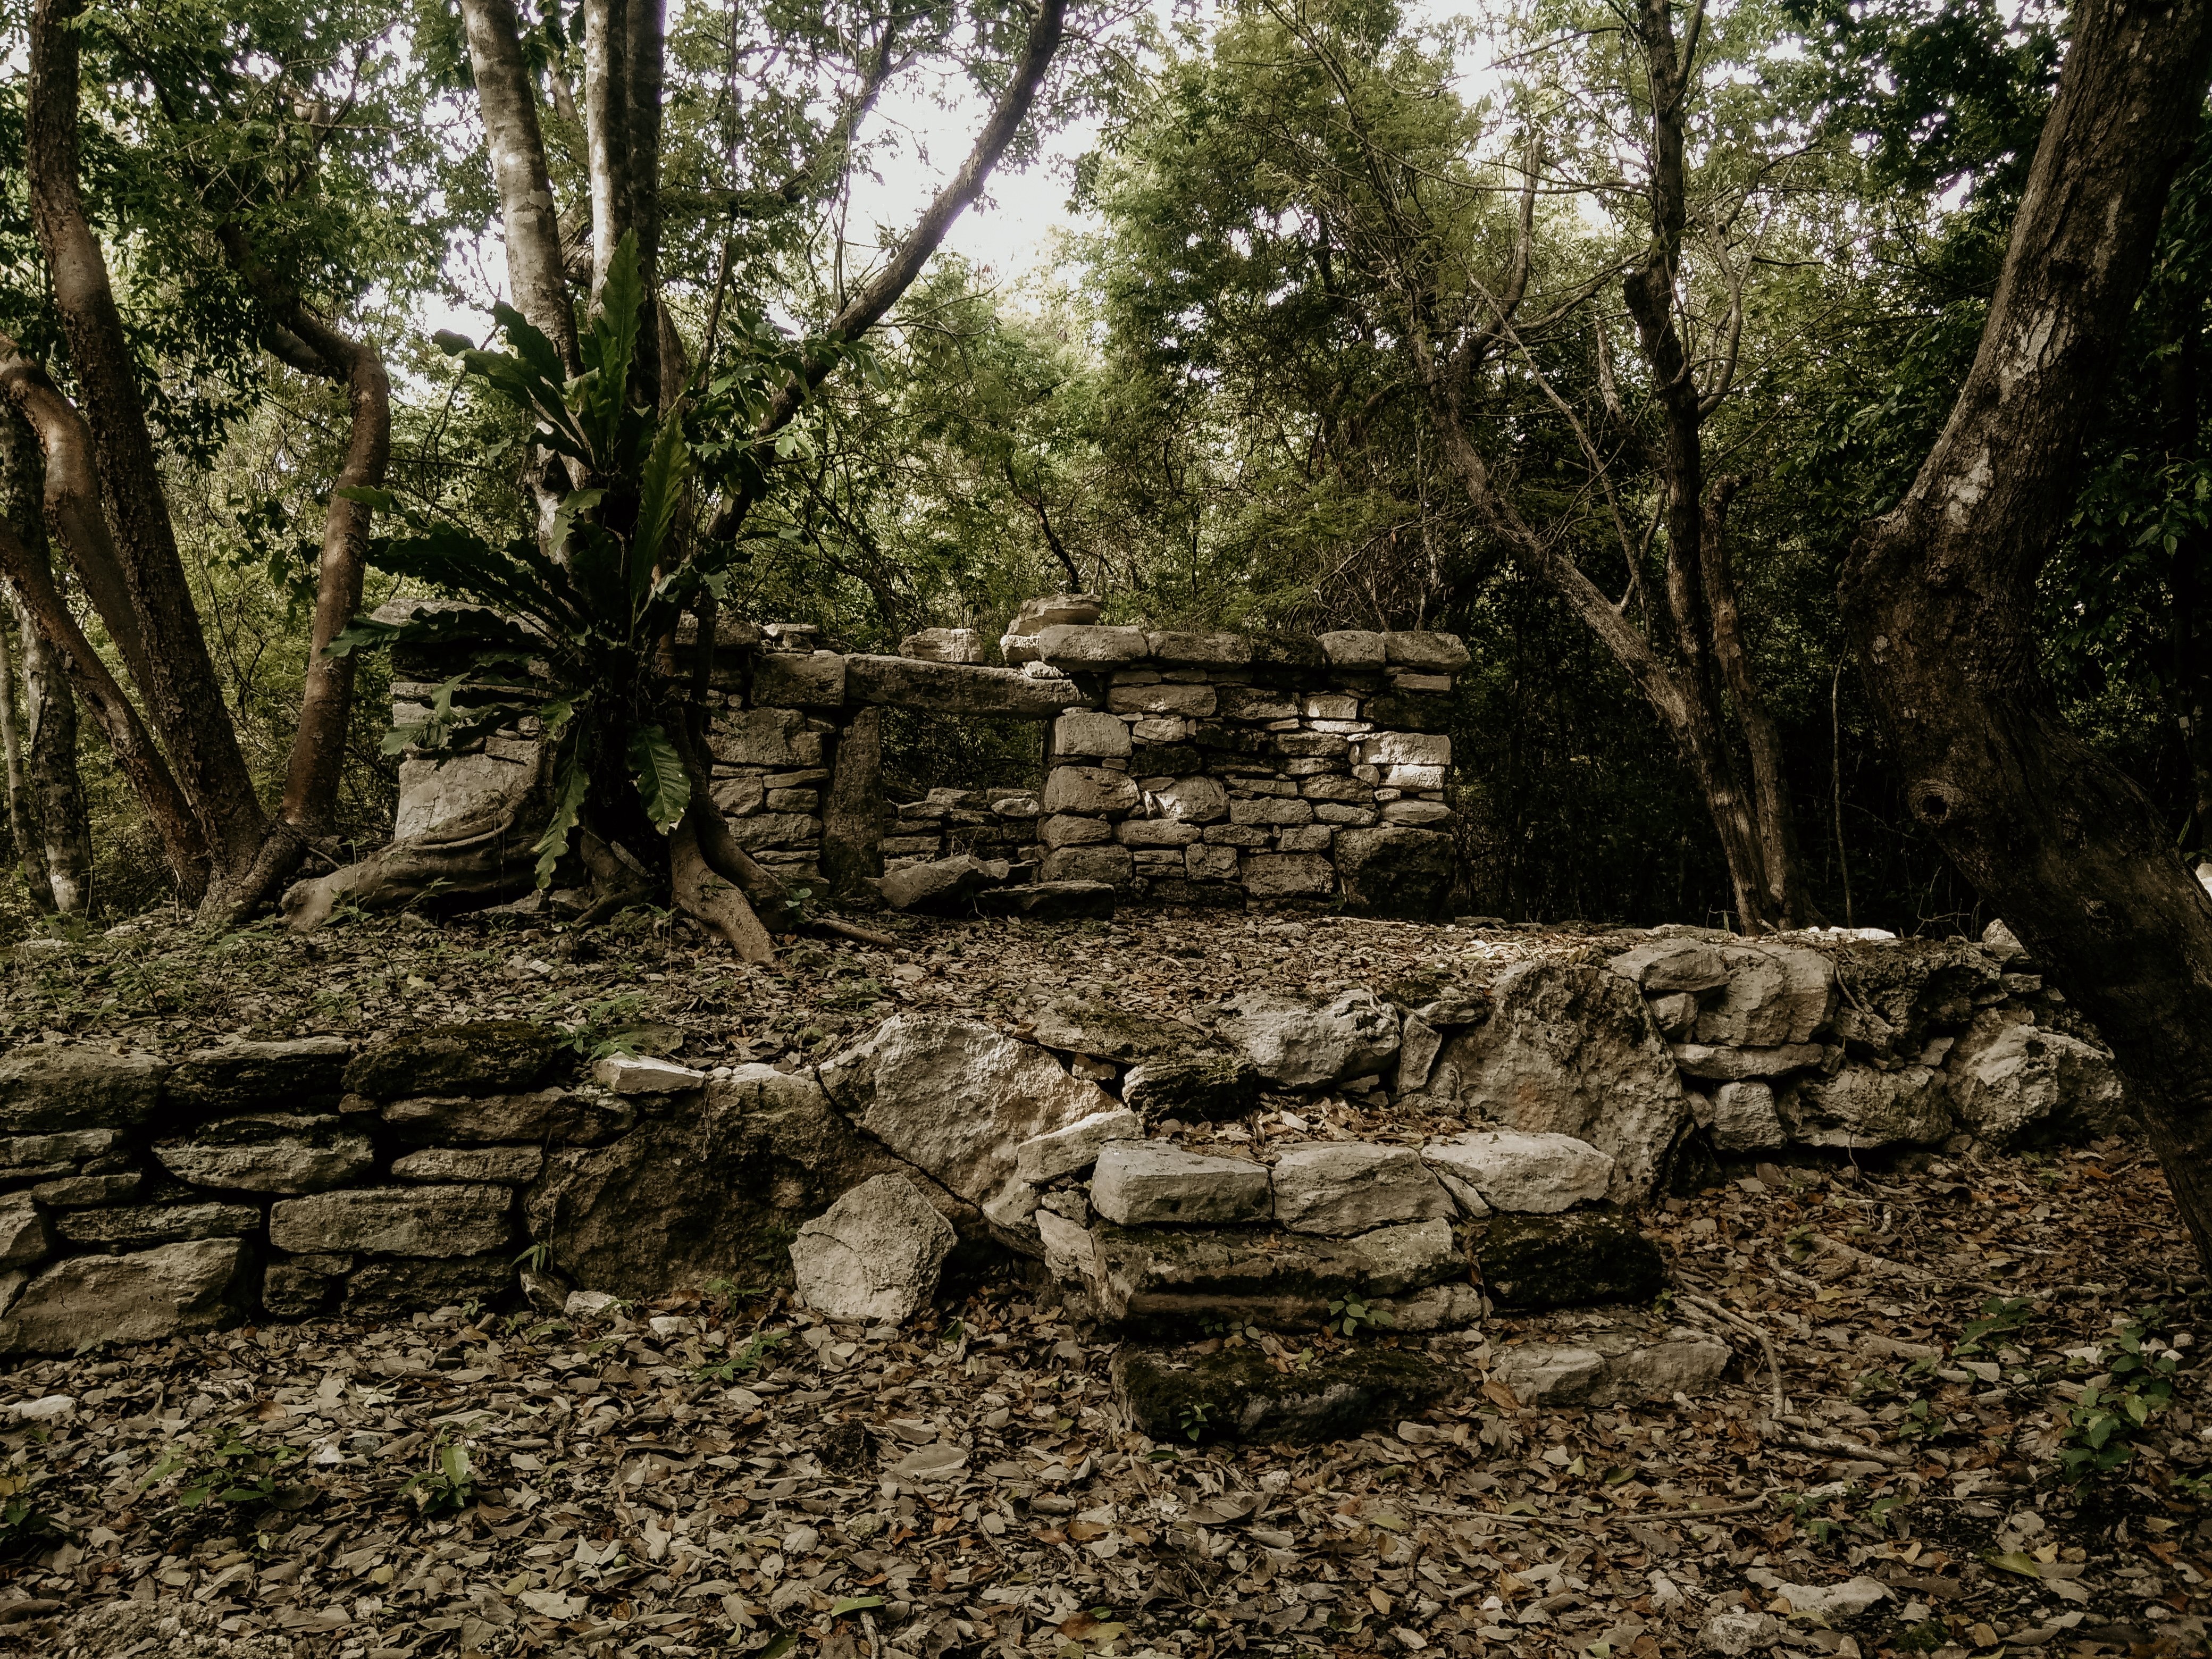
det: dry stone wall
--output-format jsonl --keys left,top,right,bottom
{"left": 0, "top": 923, "right": 2128, "bottom": 1358}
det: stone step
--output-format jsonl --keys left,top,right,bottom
{"left": 1488, "top": 1328, "right": 1731, "bottom": 1407}
{"left": 1112, "top": 1343, "right": 1465, "bottom": 1445}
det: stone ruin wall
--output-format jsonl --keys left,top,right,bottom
{"left": 386, "top": 599, "right": 1471, "bottom": 916}
{"left": 0, "top": 926, "right": 2132, "bottom": 1364}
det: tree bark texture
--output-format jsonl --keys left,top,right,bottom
{"left": 1840, "top": 0, "right": 2212, "bottom": 1262}
{"left": 460, "top": 0, "right": 584, "bottom": 376}
{"left": 15, "top": 594, "right": 90, "bottom": 914}
{"left": 26, "top": 0, "right": 265, "bottom": 886}
{"left": 0, "top": 597, "right": 45, "bottom": 912}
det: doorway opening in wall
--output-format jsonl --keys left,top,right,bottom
{"left": 877, "top": 708, "right": 1050, "bottom": 869}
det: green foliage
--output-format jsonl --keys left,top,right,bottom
{"left": 140, "top": 1437, "right": 312, "bottom": 1512}
{"left": 398, "top": 1431, "right": 477, "bottom": 1515}
{"left": 692, "top": 1328, "right": 787, "bottom": 1384}
{"left": 2057, "top": 1308, "right": 2182, "bottom": 1485}
{"left": 1325, "top": 1296, "right": 1390, "bottom": 1338}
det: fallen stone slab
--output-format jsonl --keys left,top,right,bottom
{"left": 268, "top": 1185, "right": 514, "bottom": 1257}
{"left": 1437, "top": 962, "right": 1688, "bottom": 1203}
{"left": 873, "top": 854, "right": 1012, "bottom": 914}
{"left": 590, "top": 1055, "right": 707, "bottom": 1095}
{"left": 0, "top": 1047, "right": 164, "bottom": 1135}
{"left": 1476, "top": 1210, "right": 1667, "bottom": 1310}
{"left": 1015, "top": 1109, "right": 1143, "bottom": 1184}
{"left": 1113, "top": 1344, "right": 1463, "bottom": 1445}
{"left": 164, "top": 1036, "right": 352, "bottom": 1115}
{"left": 1090, "top": 1143, "right": 1271, "bottom": 1226}
{"left": 972, "top": 881, "right": 1118, "bottom": 920}
{"left": 1488, "top": 1328, "right": 1730, "bottom": 1406}
{"left": 155, "top": 1115, "right": 376, "bottom": 1194}
{"left": 382, "top": 1087, "right": 634, "bottom": 1146}
{"left": 1269, "top": 1143, "right": 1453, "bottom": 1235}
{"left": 53, "top": 1203, "right": 262, "bottom": 1249}
{"left": 1219, "top": 988, "right": 1400, "bottom": 1088}
{"left": 342, "top": 1020, "right": 567, "bottom": 1101}
{"left": 0, "top": 1238, "right": 252, "bottom": 1354}
{"left": 1422, "top": 1128, "right": 1613, "bottom": 1214}
{"left": 789, "top": 1173, "right": 956, "bottom": 1326}
{"left": 1082, "top": 1217, "right": 1465, "bottom": 1332}
{"left": 820, "top": 1015, "right": 1115, "bottom": 1205}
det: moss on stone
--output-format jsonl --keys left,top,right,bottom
{"left": 341, "top": 1020, "right": 568, "bottom": 1101}
{"left": 1113, "top": 1343, "right": 1462, "bottom": 1444}
{"left": 1477, "top": 1209, "right": 1666, "bottom": 1310}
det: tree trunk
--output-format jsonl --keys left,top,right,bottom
{"left": 459, "top": 0, "right": 583, "bottom": 376}
{"left": 16, "top": 594, "right": 90, "bottom": 914}
{"left": 1841, "top": 0, "right": 2212, "bottom": 1264}
{"left": 583, "top": 0, "right": 633, "bottom": 305}
{"left": 26, "top": 0, "right": 265, "bottom": 887}
{"left": 0, "top": 599, "right": 47, "bottom": 912}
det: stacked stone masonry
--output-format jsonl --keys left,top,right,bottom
{"left": 384, "top": 597, "right": 1468, "bottom": 916}
{"left": 0, "top": 920, "right": 2127, "bottom": 1362}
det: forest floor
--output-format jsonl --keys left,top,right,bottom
{"left": 0, "top": 911, "right": 2208, "bottom": 1659}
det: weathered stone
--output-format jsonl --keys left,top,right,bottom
{"left": 1422, "top": 1129, "right": 1614, "bottom": 1213}
{"left": 1431, "top": 1168, "right": 1490, "bottom": 1219}
{"left": 1040, "top": 765, "right": 1142, "bottom": 818}
{"left": 0, "top": 1129, "right": 118, "bottom": 1172}
{"left": 1318, "top": 630, "right": 1388, "bottom": 667}
{"left": 1080, "top": 1218, "right": 1464, "bottom": 1331}
{"left": 55, "top": 1202, "right": 261, "bottom": 1248}
{"left": 1356, "top": 731, "right": 1451, "bottom": 767}
{"left": 1981, "top": 919, "right": 2026, "bottom": 962}
{"left": 873, "top": 854, "right": 1011, "bottom": 913}
{"left": 32, "top": 1174, "right": 140, "bottom": 1208}
{"left": 1091, "top": 1143, "right": 1270, "bottom": 1226}
{"left": 0, "top": 1047, "right": 164, "bottom": 1134}
{"left": 1113, "top": 1345, "right": 1461, "bottom": 1445}
{"left": 343, "top": 1252, "right": 513, "bottom": 1317}
{"left": 1032, "top": 995, "right": 1212, "bottom": 1064}
{"left": 1607, "top": 939, "right": 1731, "bottom": 994}
{"left": 1036, "top": 624, "right": 1148, "bottom": 665}
{"left": 1220, "top": 988, "right": 1400, "bottom": 1088}
{"left": 1383, "top": 631, "right": 1471, "bottom": 670}
{"left": 155, "top": 1116, "right": 376, "bottom": 1194}
{"left": 973, "top": 881, "right": 1118, "bottom": 920}
{"left": 1269, "top": 1142, "right": 1453, "bottom": 1235}
{"left": 528, "top": 1066, "right": 968, "bottom": 1300}
{"left": 1015, "top": 1109, "right": 1143, "bottom": 1183}
{"left": 1040, "top": 813, "right": 1114, "bottom": 847}
{"left": 1108, "top": 683, "right": 1216, "bottom": 717}
{"left": 1781, "top": 1065, "right": 1951, "bottom": 1149}
{"left": 1240, "top": 853, "right": 1336, "bottom": 897}
{"left": 1437, "top": 962, "right": 1689, "bottom": 1203}
{"left": 1670, "top": 1042, "right": 1825, "bottom": 1080}
{"left": 790, "top": 1173, "right": 956, "bottom": 1325}
{"left": 1599, "top": 1332, "right": 1732, "bottom": 1402}
{"left": 1477, "top": 1210, "right": 1666, "bottom": 1310}
{"left": 1395, "top": 1013, "right": 1444, "bottom": 1094}
{"left": 1946, "top": 1013, "right": 2129, "bottom": 1144}
{"left": 1146, "top": 631, "right": 1250, "bottom": 666}
{"left": 342, "top": 1020, "right": 566, "bottom": 1100}
{"left": 846, "top": 655, "right": 1086, "bottom": 715}
{"left": 1054, "top": 709, "right": 1132, "bottom": 758}
{"left": 1380, "top": 800, "right": 1451, "bottom": 826}
{"left": 1692, "top": 945, "right": 1837, "bottom": 1046}
{"left": 751, "top": 649, "right": 847, "bottom": 708}
{"left": 1040, "top": 845, "right": 1135, "bottom": 885}
{"left": 382, "top": 1087, "right": 633, "bottom": 1145}
{"left": 1120, "top": 1053, "right": 1263, "bottom": 1120}
{"left": 898, "top": 627, "right": 986, "bottom": 664}
{"left": 1145, "top": 776, "right": 1229, "bottom": 823}
{"left": 1117, "top": 818, "right": 1203, "bottom": 847}
{"left": 728, "top": 811, "right": 822, "bottom": 851}
{"left": 0, "top": 1239, "right": 251, "bottom": 1354}
{"left": 1229, "top": 797, "right": 1314, "bottom": 827}
{"left": 591, "top": 1055, "right": 706, "bottom": 1094}
{"left": 1698, "top": 1611, "right": 1785, "bottom": 1656}
{"left": 1698, "top": 1080, "right": 1787, "bottom": 1152}
{"left": 262, "top": 1260, "right": 342, "bottom": 1318}
{"left": 0, "top": 1193, "right": 51, "bottom": 1269}
{"left": 392, "top": 739, "right": 542, "bottom": 843}
{"left": 165, "top": 1036, "right": 352, "bottom": 1115}
{"left": 1487, "top": 1344, "right": 1606, "bottom": 1406}
{"left": 390, "top": 1145, "right": 545, "bottom": 1184}
{"left": 1823, "top": 935, "right": 2002, "bottom": 1058}
{"left": 1334, "top": 825, "right": 1454, "bottom": 919}
{"left": 1011, "top": 593, "right": 1104, "bottom": 633}
{"left": 820, "top": 1016, "right": 1115, "bottom": 1205}
{"left": 822, "top": 705, "right": 885, "bottom": 898}
{"left": 268, "top": 1185, "right": 514, "bottom": 1257}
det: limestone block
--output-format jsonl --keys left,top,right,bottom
{"left": 156, "top": 1115, "right": 376, "bottom": 1194}
{"left": 0, "top": 1238, "right": 251, "bottom": 1353}
{"left": 872, "top": 854, "right": 1011, "bottom": 912}
{"left": 0, "top": 1193, "right": 50, "bottom": 1269}
{"left": 1108, "top": 683, "right": 1217, "bottom": 717}
{"left": 1303, "top": 775, "right": 1373, "bottom": 801}
{"left": 1230, "top": 797, "right": 1314, "bottom": 826}
{"left": 1041, "top": 765, "right": 1141, "bottom": 818}
{"left": 790, "top": 1174, "right": 956, "bottom": 1326}
{"left": 1113, "top": 1344, "right": 1459, "bottom": 1445}
{"left": 1382, "top": 631, "right": 1471, "bottom": 669}
{"left": 1015, "top": 1108, "right": 1144, "bottom": 1184}
{"left": 751, "top": 649, "right": 847, "bottom": 708}
{"left": 391, "top": 1145, "right": 545, "bottom": 1184}
{"left": 1381, "top": 801, "right": 1451, "bottom": 826}
{"left": 1698, "top": 1080, "right": 1787, "bottom": 1152}
{"left": 1041, "top": 845, "right": 1134, "bottom": 885}
{"left": 342, "top": 1020, "right": 564, "bottom": 1100}
{"left": 1380, "top": 763, "right": 1446, "bottom": 790}
{"left": 1607, "top": 938, "right": 1731, "bottom": 994}
{"left": 820, "top": 1015, "right": 1116, "bottom": 1205}
{"left": 1239, "top": 852, "right": 1336, "bottom": 896}
{"left": 1781, "top": 1065, "right": 1951, "bottom": 1149}
{"left": 1310, "top": 629, "right": 1384, "bottom": 666}
{"left": 713, "top": 773, "right": 767, "bottom": 817}
{"left": 1186, "top": 843, "right": 1241, "bottom": 881}
{"left": 710, "top": 707, "right": 811, "bottom": 767}
{"left": 1423, "top": 1129, "right": 1613, "bottom": 1213}
{"left": 1269, "top": 1143, "right": 1452, "bottom": 1235}
{"left": 1335, "top": 826, "right": 1452, "bottom": 918}
{"left": 0, "top": 1048, "right": 164, "bottom": 1135}
{"left": 591, "top": 1055, "right": 707, "bottom": 1094}
{"left": 1145, "top": 632, "right": 1251, "bottom": 665}
{"left": 166, "top": 1037, "right": 352, "bottom": 1115}
{"left": 727, "top": 811, "right": 823, "bottom": 850}
{"left": 383, "top": 1087, "right": 633, "bottom": 1145}
{"left": 31, "top": 1174, "right": 139, "bottom": 1208}
{"left": 1091, "top": 1143, "right": 1271, "bottom": 1226}
{"left": 1083, "top": 1218, "right": 1460, "bottom": 1331}
{"left": 1041, "top": 814, "right": 1115, "bottom": 848}
{"left": 1692, "top": 945, "right": 1837, "bottom": 1046}
{"left": 899, "top": 627, "right": 985, "bottom": 664}
{"left": 1037, "top": 624, "right": 1148, "bottom": 665}
{"left": 1670, "top": 1041, "right": 1824, "bottom": 1080}
{"left": 1946, "top": 1013, "right": 2129, "bottom": 1143}
{"left": 1146, "top": 776, "right": 1229, "bottom": 822}
{"left": 55, "top": 1202, "right": 261, "bottom": 1247}
{"left": 345, "top": 1252, "right": 513, "bottom": 1318}
{"left": 1476, "top": 1210, "right": 1666, "bottom": 1309}
{"left": 0, "top": 1129, "right": 116, "bottom": 1175}
{"left": 1117, "top": 819, "right": 1202, "bottom": 847}
{"left": 1276, "top": 825, "right": 1335, "bottom": 852}
{"left": 1217, "top": 686, "right": 1300, "bottom": 720}
{"left": 846, "top": 655, "right": 1089, "bottom": 714}
{"left": 1359, "top": 732, "right": 1451, "bottom": 767}
{"left": 1054, "top": 710, "right": 1132, "bottom": 758}
{"left": 1220, "top": 988, "right": 1399, "bottom": 1087}
{"left": 269, "top": 1185, "right": 515, "bottom": 1257}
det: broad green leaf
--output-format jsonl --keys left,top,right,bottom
{"left": 332, "top": 485, "right": 398, "bottom": 510}
{"left": 582, "top": 231, "right": 644, "bottom": 449}
{"left": 630, "top": 415, "right": 690, "bottom": 611}
{"left": 492, "top": 300, "right": 567, "bottom": 388}
{"left": 827, "top": 1596, "right": 884, "bottom": 1616}
{"left": 627, "top": 725, "right": 691, "bottom": 834}
{"left": 533, "top": 757, "right": 590, "bottom": 887}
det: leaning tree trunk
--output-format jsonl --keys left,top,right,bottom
{"left": 15, "top": 596, "right": 90, "bottom": 913}
{"left": 1841, "top": 0, "right": 2212, "bottom": 1264}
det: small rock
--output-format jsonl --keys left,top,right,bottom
{"left": 1219, "top": 987, "right": 1401, "bottom": 1087}
{"left": 789, "top": 1173, "right": 956, "bottom": 1326}
{"left": 590, "top": 1055, "right": 707, "bottom": 1094}
{"left": 0, "top": 1192, "right": 51, "bottom": 1270}
{"left": 1015, "top": 1109, "right": 1143, "bottom": 1184}
{"left": 1090, "top": 1143, "right": 1271, "bottom": 1226}
{"left": 1698, "top": 1608, "right": 1782, "bottom": 1655}
{"left": 566, "top": 1289, "right": 621, "bottom": 1319}
{"left": 7, "top": 1394, "right": 74, "bottom": 1422}
{"left": 1745, "top": 1571, "right": 1890, "bottom": 1620}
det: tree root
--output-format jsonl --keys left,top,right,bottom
{"left": 814, "top": 916, "right": 899, "bottom": 950}
{"left": 280, "top": 809, "right": 539, "bottom": 929}
{"left": 671, "top": 819, "right": 774, "bottom": 963}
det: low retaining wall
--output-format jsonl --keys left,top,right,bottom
{"left": 0, "top": 924, "right": 2126, "bottom": 1356}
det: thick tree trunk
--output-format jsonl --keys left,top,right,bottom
{"left": 0, "top": 603, "right": 46, "bottom": 912}
{"left": 583, "top": 0, "right": 633, "bottom": 304}
{"left": 16, "top": 597, "right": 90, "bottom": 913}
{"left": 459, "top": 0, "right": 583, "bottom": 375}
{"left": 1841, "top": 0, "right": 2212, "bottom": 1263}
{"left": 26, "top": 0, "right": 265, "bottom": 887}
